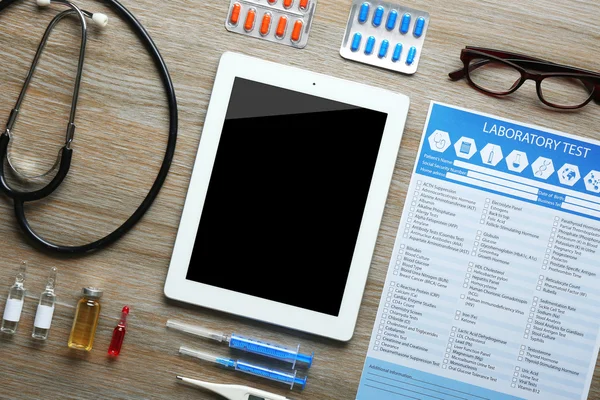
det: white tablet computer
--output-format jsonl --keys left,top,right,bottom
{"left": 164, "top": 52, "right": 409, "bottom": 341}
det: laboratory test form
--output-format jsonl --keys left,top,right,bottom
{"left": 356, "top": 103, "right": 600, "bottom": 400}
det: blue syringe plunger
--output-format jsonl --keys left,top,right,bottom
{"left": 229, "top": 333, "right": 314, "bottom": 368}
{"left": 296, "top": 351, "right": 314, "bottom": 368}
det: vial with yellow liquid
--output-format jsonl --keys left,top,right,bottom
{"left": 68, "top": 287, "right": 103, "bottom": 351}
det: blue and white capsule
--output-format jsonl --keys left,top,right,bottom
{"left": 413, "top": 16, "right": 426, "bottom": 37}
{"left": 378, "top": 39, "right": 389, "bottom": 58}
{"left": 358, "top": 2, "right": 370, "bottom": 23}
{"left": 406, "top": 46, "right": 417, "bottom": 65}
{"left": 386, "top": 10, "right": 398, "bottom": 30}
{"left": 350, "top": 32, "right": 362, "bottom": 52}
{"left": 372, "top": 6, "right": 384, "bottom": 27}
{"left": 392, "top": 43, "right": 403, "bottom": 62}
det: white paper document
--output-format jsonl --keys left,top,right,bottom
{"left": 356, "top": 103, "right": 600, "bottom": 400}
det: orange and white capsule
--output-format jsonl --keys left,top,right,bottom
{"left": 244, "top": 8, "right": 256, "bottom": 32}
{"left": 299, "top": 0, "right": 309, "bottom": 10}
{"left": 260, "top": 12, "right": 272, "bottom": 36}
{"left": 229, "top": 3, "right": 241, "bottom": 26}
{"left": 275, "top": 15, "right": 288, "bottom": 38}
{"left": 283, "top": 0, "right": 293, "bottom": 9}
{"left": 291, "top": 20, "right": 303, "bottom": 42}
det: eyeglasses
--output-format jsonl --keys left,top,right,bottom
{"left": 449, "top": 47, "right": 600, "bottom": 110}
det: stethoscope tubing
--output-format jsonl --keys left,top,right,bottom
{"left": 0, "top": 0, "right": 178, "bottom": 254}
{"left": 0, "top": 133, "right": 72, "bottom": 201}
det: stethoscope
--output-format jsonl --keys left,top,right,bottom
{"left": 2, "top": 0, "right": 106, "bottom": 197}
{"left": 0, "top": 0, "right": 178, "bottom": 254}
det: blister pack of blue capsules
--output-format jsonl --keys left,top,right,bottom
{"left": 340, "top": 0, "right": 430, "bottom": 74}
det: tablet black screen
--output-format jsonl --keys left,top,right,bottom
{"left": 186, "top": 77, "right": 388, "bottom": 316}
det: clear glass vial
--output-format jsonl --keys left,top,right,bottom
{"left": 1, "top": 262, "right": 27, "bottom": 334}
{"left": 68, "top": 287, "right": 103, "bottom": 351}
{"left": 32, "top": 267, "right": 58, "bottom": 340}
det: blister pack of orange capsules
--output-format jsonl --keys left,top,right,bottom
{"left": 225, "top": 0, "right": 317, "bottom": 49}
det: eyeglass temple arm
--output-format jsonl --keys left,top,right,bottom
{"left": 510, "top": 58, "right": 600, "bottom": 76}
{"left": 449, "top": 48, "right": 581, "bottom": 80}
{"left": 448, "top": 68, "right": 465, "bottom": 80}
{"left": 448, "top": 59, "right": 491, "bottom": 81}
{"left": 448, "top": 47, "right": 548, "bottom": 81}
{"left": 465, "top": 47, "right": 549, "bottom": 63}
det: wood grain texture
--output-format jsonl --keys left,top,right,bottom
{"left": 0, "top": 0, "right": 599, "bottom": 398}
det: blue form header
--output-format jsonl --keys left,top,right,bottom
{"left": 416, "top": 103, "right": 600, "bottom": 221}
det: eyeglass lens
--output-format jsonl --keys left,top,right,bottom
{"left": 539, "top": 76, "right": 592, "bottom": 108}
{"left": 468, "top": 58, "right": 521, "bottom": 94}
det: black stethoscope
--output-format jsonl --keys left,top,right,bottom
{"left": 0, "top": 0, "right": 178, "bottom": 255}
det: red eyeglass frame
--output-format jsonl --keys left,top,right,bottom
{"left": 449, "top": 47, "right": 600, "bottom": 110}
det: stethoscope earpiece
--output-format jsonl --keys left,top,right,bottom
{"left": 37, "top": 0, "right": 108, "bottom": 28}
{"left": 92, "top": 12, "right": 108, "bottom": 28}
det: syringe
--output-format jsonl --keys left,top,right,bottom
{"left": 167, "top": 320, "right": 314, "bottom": 368}
{"left": 179, "top": 346, "right": 308, "bottom": 390}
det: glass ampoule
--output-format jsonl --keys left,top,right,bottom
{"left": 1, "top": 262, "right": 27, "bottom": 334}
{"left": 68, "top": 287, "right": 103, "bottom": 351}
{"left": 108, "top": 306, "right": 130, "bottom": 356}
{"left": 32, "top": 267, "right": 58, "bottom": 340}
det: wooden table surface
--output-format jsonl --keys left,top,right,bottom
{"left": 0, "top": 0, "right": 599, "bottom": 399}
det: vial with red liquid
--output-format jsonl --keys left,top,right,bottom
{"left": 108, "top": 306, "right": 129, "bottom": 356}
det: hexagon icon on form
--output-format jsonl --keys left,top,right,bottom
{"left": 584, "top": 170, "right": 600, "bottom": 193}
{"left": 428, "top": 130, "right": 451, "bottom": 153}
{"left": 557, "top": 164, "right": 581, "bottom": 186}
{"left": 531, "top": 157, "right": 555, "bottom": 180}
{"left": 454, "top": 137, "right": 477, "bottom": 159}
{"left": 480, "top": 144, "right": 503, "bottom": 166}
{"left": 505, "top": 150, "right": 529, "bottom": 173}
